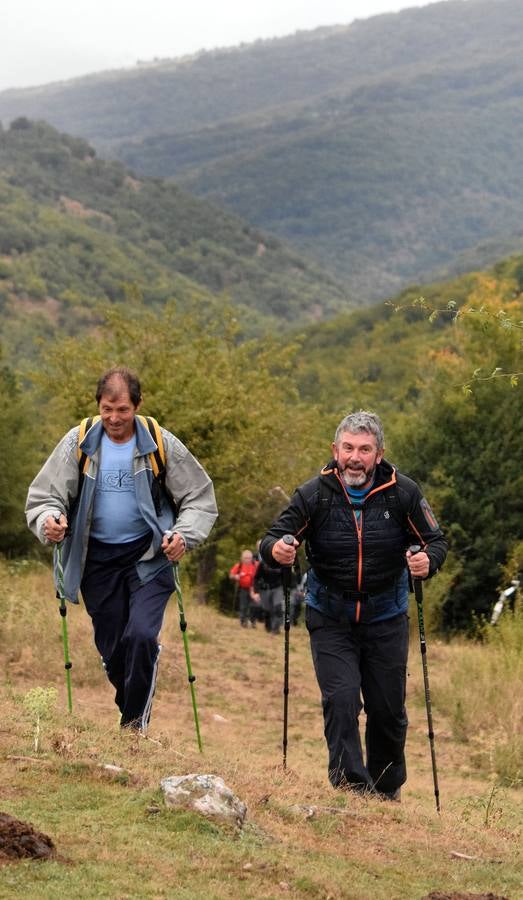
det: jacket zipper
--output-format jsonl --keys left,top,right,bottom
{"left": 336, "top": 469, "right": 398, "bottom": 623}
{"left": 353, "top": 507, "right": 363, "bottom": 622}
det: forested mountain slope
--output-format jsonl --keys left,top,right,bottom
{"left": 0, "top": 0, "right": 516, "bottom": 148}
{"left": 1, "top": 0, "right": 523, "bottom": 300}
{"left": 0, "top": 119, "right": 352, "bottom": 363}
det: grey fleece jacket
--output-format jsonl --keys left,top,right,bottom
{"left": 25, "top": 417, "right": 218, "bottom": 603}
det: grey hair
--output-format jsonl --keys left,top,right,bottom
{"left": 334, "top": 411, "right": 384, "bottom": 450}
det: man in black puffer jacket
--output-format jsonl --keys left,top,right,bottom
{"left": 260, "top": 411, "right": 447, "bottom": 800}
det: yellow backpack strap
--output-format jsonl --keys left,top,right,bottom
{"left": 137, "top": 415, "right": 166, "bottom": 480}
{"left": 77, "top": 415, "right": 101, "bottom": 476}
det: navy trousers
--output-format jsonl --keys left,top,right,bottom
{"left": 238, "top": 587, "right": 256, "bottom": 626}
{"left": 81, "top": 534, "right": 174, "bottom": 730}
{"left": 306, "top": 606, "right": 409, "bottom": 795}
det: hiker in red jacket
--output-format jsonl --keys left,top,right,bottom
{"left": 229, "top": 549, "right": 258, "bottom": 627}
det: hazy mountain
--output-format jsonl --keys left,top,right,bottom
{"left": 1, "top": 0, "right": 523, "bottom": 300}
{"left": 0, "top": 120, "right": 353, "bottom": 364}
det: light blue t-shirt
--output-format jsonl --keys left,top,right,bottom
{"left": 90, "top": 432, "right": 150, "bottom": 543}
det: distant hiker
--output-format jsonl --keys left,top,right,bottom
{"left": 251, "top": 556, "right": 285, "bottom": 634}
{"left": 26, "top": 366, "right": 217, "bottom": 733}
{"left": 229, "top": 550, "right": 258, "bottom": 627}
{"left": 290, "top": 569, "right": 308, "bottom": 626}
{"left": 252, "top": 539, "right": 265, "bottom": 624}
{"left": 260, "top": 410, "right": 447, "bottom": 800}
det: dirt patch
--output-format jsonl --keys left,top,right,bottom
{"left": 59, "top": 194, "right": 113, "bottom": 224}
{"left": 0, "top": 812, "right": 55, "bottom": 863}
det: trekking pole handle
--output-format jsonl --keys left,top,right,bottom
{"left": 408, "top": 544, "right": 424, "bottom": 601}
{"left": 164, "top": 529, "right": 188, "bottom": 568}
{"left": 53, "top": 513, "right": 67, "bottom": 539}
{"left": 281, "top": 535, "right": 296, "bottom": 583}
{"left": 408, "top": 545, "right": 423, "bottom": 577}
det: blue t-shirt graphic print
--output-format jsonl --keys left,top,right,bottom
{"left": 91, "top": 432, "right": 150, "bottom": 543}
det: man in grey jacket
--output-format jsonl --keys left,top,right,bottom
{"left": 26, "top": 366, "right": 218, "bottom": 733}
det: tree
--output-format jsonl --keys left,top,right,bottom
{"left": 391, "top": 285, "right": 522, "bottom": 631}
{"left": 0, "top": 355, "right": 40, "bottom": 555}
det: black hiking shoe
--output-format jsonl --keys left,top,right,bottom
{"left": 378, "top": 787, "right": 401, "bottom": 802}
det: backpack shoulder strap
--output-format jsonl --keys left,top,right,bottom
{"left": 136, "top": 414, "right": 166, "bottom": 480}
{"left": 316, "top": 474, "right": 331, "bottom": 506}
{"left": 384, "top": 480, "right": 409, "bottom": 527}
{"left": 307, "top": 473, "right": 334, "bottom": 530}
{"left": 77, "top": 415, "right": 101, "bottom": 476}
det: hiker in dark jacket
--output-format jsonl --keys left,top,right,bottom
{"left": 26, "top": 366, "right": 217, "bottom": 734}
{"left": 290, "top": 569, "right": 308, "bottom": 626}
{"left": 260, "top": 410, "right": 447, "bottom": 800}
{"left": 251, "top": 557, "right": 285, "bottom": 634}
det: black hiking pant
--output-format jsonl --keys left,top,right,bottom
{"left": 238, "top": 587, "right": 257, "bottom": 626}
{"left": 81, "top": 534, "right": 174, "bottom": 731}
{"left": 306, "top": 606, "right": 409, "bottom": 795}
{"left": 259, "top": 586, "right": 284, "bottom": 634}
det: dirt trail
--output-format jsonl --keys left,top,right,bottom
{"left": 19, "top": 604, "right": 494, "bottom": 810}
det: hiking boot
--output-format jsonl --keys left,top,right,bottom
{"left": 379, "top": 787, "right": 401, "bottom": 802}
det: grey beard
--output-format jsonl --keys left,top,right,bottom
{"left": 341, "top": 465, "right": 375, "bottom": 488}
{"left": 344, "top": 474, "right": 365, "bottom": 487}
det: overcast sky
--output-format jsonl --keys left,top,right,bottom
{"left": 1, "top": 0, "right": 445, "bottom": 92}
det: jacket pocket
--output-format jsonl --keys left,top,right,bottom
{"left": 305, "top": 605, "right": 329, "bottom": 633}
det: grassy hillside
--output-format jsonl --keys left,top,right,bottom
{"left": 0, "top": 558, "right": 521, "bottom": 897}
{"left": 0, "top": 120, "right": 352, "bottom": 364}
{"left": 2, "top": 1, "right": 523, "bottom": 300}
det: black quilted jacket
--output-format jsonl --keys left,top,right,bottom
{"left": 260, "top": 458, "right": 447, "bottom": 595}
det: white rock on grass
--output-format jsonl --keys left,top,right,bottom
{"left": 160, "top": 774, "right": 247, "bottom": 828}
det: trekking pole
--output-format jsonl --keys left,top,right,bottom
{"left": 409, "top": 544, "right": 440, "bottom": 813}
{"left": 232, "top": 564, "right": 240, "bottom": 615}
{"left": 281, "top": 534, "right": 295, "bottom": 770}
{"left": 54, "top": 516, "right": 73, "bottom": 713}
{"left": 165, "top": 531, "right": 203, "bottom": 753}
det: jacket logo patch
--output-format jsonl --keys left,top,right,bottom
{"left": 384, "top": 511, "right": 390, "bottom": 519}
{"left": 421, "top": 497, "right": 439, "bottom": 530}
